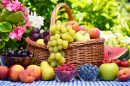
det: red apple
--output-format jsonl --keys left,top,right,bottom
{"left": 19, "top": 70, "right": 36, "bottom": 83}
{"left": 9, "top": 65, "right": 25, "bottom": 82}
{"left": 78, "top": 26, "right": 86, "bottom": 31}
{"left": 66, "top": 21, "right": 79, "bottom": 32}
{"left": 87, "top": 28, "right": 100, "bottom": 39}
{"left": 0, "top": 66, "right": 9, "bottom": 80}
{"left": 26, "top": 65, "right": 42, "bottom": 81}
{"left": 117, "top": 68, "right": 130, "bottom": 82}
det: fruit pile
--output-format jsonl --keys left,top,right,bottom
{"left": 0, "top": 64, "right": 42, "bottom": 83}
{"left": 53, "top": 63, "right": 77, "bottom": 82}
{"left": 47, "top": 20, "right": 77, "bottom": 67}
{"left": 0, "top": 61, "right": 55, "bottom": 83}
{"left": 1, "top": 49, "right": 35, "bottom": 68}
{"left": 102, "top": 59, "right": 129, "bottom": 67}
{"left": 77, "top": 64, "right": 100, "bottom": 81}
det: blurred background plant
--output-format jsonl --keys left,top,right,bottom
{"left": 19, "top": 0, "right": 130, "bottom": 37}
{"left": 0, "top": 0, "right": 44, "bottom": 53}
{"left": 0, "top": 0, "right": 31, "bottom": 53}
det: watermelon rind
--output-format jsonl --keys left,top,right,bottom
{"left": 114, "top": 49, "right": 129, "bottom": 60}
{"left": 104, "top": 45, "right": 129, "bottom": 60}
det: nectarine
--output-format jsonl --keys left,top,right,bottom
{"left": 8, "top": 65, "right": 25, "bottom": 82}
{"left": 117, "top": 68, "right": 130, "bottom": 82}
{"left": 78, "top": 26, "right": 86, "bottom": 31}
{"left": 26, "top": 65, "right": 42, "bottom": 81}
{"left": 19, "top": 70, "right": 36, "bottom": 83}
{"left": 87, "top": 28, "right": 100, "bottom": 39}
{"left": 66, "top": 21, "right": 79, "bottom": 32}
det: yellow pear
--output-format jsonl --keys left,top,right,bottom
{"left": 40, "top": 61, "right": 55, "bottom": 80}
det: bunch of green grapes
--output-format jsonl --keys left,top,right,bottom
{"left": 47, "top": 20, "right": 76, "bottom": 67}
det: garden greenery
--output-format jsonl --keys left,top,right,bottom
{"left": 20, "top": 0, "right": 130, "bottom": 36}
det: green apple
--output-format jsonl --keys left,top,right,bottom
{"left": 99, "top": 63, "right": 119, "bottom": 81}
{"left": 75, "top": 31, "right": 90, "bottom": 42}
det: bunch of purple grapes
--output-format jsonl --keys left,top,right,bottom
{"left": 2, "top": 49, "right": 34, "bottom": 58}
{"left": 29, "top": 28, "right": 49, "bottom": 44}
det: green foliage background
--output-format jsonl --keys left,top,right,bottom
{"left": 19, "top": 0, "right": 130, "bottom": 37}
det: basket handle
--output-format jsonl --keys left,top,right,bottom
{"left": 50, "top": 3, "right": 73, "bottom": 27}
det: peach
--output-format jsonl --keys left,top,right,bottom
{"left": 78, "top": 26, "right": 86, "bottom": 31}
{"left": 26, "top": 65, "right": 42, "bottom": 81}
{"left": 87, "top": 28, "right": 100, "bottom": 39}
{"left": 66, "top": 21, "right": 79, "bottom": 32}
{"left": 117, "top": 68, "right": 130, "bottom": 82}
{"left": 9, "top": 65, "right": 25, "bottom": 82}
{"left": 0, "top": 66, "right": 9, "bottom": 80}
{"left": 19, "top": 70, "right": 36, "bottom": 83}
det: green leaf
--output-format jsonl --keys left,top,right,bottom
{"left": 0, "top": 40, "right": 5, "bottom": 49}
{"left": 2, "top": 33, "right": 9, "bottom": 41}
{"left": 6, "top": 11, "right": 25, "bottom": 23}
{"left": 0, "top": 22, "right": 12, "bottom": 32}
{"left": 3, "top": 10, "right": 15, "bottom": 18}
{"left": 5, "top": 39, "right": 19, "bottom": 51}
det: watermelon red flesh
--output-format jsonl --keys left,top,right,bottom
{"left": 104, "top": 45, "right": 129, "bottom": 60}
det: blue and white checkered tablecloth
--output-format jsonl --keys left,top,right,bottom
{"left": 0, "top": 79, "right": 130, "bottom": 86}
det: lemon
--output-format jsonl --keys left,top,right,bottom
{"left": 36, "top": 39, "right": 45, "bottom": 45}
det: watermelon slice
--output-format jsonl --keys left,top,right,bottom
{"left": 104, "top": 45, "right": 129, "bottom": 60}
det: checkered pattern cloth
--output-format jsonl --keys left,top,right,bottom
{"left": 0, "top": 79, "right": 130, "bottom": 86}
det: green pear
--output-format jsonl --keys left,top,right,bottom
{"left": 40, "top": 61, "right": 55, "bottom": 80}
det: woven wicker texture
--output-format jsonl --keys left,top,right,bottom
{"left": 25, "top": 3, "right": 105, "bottom": 67}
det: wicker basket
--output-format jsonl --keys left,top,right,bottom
{"left": 25, "top": 3, "right": 105, "bottom": 68}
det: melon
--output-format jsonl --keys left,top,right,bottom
{"left": 104, "top": 45, "right": 129, "bottom": 60}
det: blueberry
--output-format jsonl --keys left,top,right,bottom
{"left": 96, "top": 68, "right": 100, "bottom": 72}
{"left": 83, "top": 71, "right": 88, "bottom": 75}
{"left": 93, "top": 71, "right": 97, "bottom": 75}
{"left": 80, "top": 74, "right": 84, "bottom": 79}
{"left": 83, "top": 76, "right": 87, "bottom": 81}
{"left": 91, "top": 75, "right": 95, "bottom": 80}
{"left": 81, "top": 66, "right": 84, "bottom": 70}
{"left": 91, "top": 67, "right": 95, "bottom": 70}
{"left": 77, "top": 67, "right": 80, "bottom": 71}
{"left": 78, "top": 70, "right": 84, "bottom": 75}
{"left": 84, "top": 67, "right": 88, "bottom": 71}
{"left": 84, "top": 64, "right": 89, "bottom": 68}
{"left": 93, "top": 66, "right": 97, "bottom": 70}
{"left": 87, "top": 70, "right": 91, "bottom": 75}
{"left": 88, "top": 76, "right": 91, "bottom": 80}
{"left": 79, "top": 65, "right": 82, "bottom": 68}
{"left": 88, "top": 64, "right": 93, "bottom": 69}
{"left": 96, "top": 75, "right": 102, "bottom": 81}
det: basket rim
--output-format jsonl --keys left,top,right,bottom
{"left": 25, "top": 36, "right": 105, "bottom": 49}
